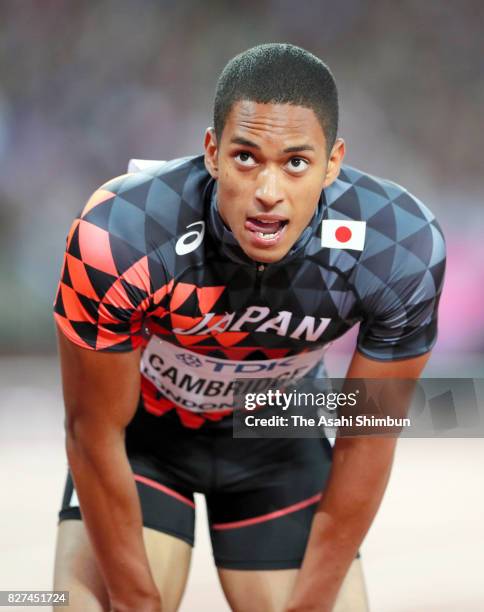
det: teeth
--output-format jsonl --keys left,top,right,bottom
{"left": 257, "top": 231, "right": 277, "bottom": 239}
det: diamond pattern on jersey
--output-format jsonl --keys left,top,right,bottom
{"left": 53, "top": 155, "right": 446, "bottom": 425}
{"left": 323, "top": 167, "right": 446, "bottom": 361}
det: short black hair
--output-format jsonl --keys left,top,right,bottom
{"left": 214, "top": 43, "right": 339, "bottom": 152}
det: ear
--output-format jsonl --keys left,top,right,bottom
{"left": 204, "top": 127, "right": 219, "bottom": 179}
{"left": 322, "top": 138, "right": 345, "bottom": 188}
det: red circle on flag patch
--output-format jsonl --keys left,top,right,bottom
{"left": 335, "top": 226, "right": 352, "bottom": 243}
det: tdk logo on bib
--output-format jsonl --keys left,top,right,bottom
{"left": 321, "top": 220, "right": 366, "bottom": 251}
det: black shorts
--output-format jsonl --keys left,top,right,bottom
{"left": 59, "top": 405, "right": 335, "bottom": 570}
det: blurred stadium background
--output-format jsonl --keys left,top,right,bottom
{"left": 0, "top": 1, "right": 483, "bottom": 610}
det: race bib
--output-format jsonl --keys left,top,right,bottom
{"left": 140, "top": 336, "right": 329, "bottom": 413}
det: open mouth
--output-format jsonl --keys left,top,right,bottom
{"left": 244, "top": 217, "right": 289, "bottom": 242}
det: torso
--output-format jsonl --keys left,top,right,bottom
{"left": 54, "top": 155, "right": 445, "bottom": 427}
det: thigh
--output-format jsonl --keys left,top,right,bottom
{"left": 208, "top": 434, "right": 362, "bottom": 610}
{"left": 333, "top": 559, "right": 369, "bottom": 612}
{"left": 53, "top": 519, "right": 192, "bottom": 612}
{"left": 208, "top": 436, "right": 333, "bottom": 570}
{"left": 217, "top": 558, "right": 368, "bottom": 612}
{"left": 59, "top": 463, "right": 197, "bottom": 548}
{"left": 56, "top": 463, "right": 196, "bottom": 612}
{"left": 53, "top": 520, "right": 108, "bottom": 612}
{"left": 217, "top": 568, "right": 298, "bottom": 612}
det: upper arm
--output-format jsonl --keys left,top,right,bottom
{"left": 57, "top": 328, "right": 141, "bottom": 435}
{"left": 346, "top": 349, "right": 431, "bottom": 379}
{"left": 356, "top": 194, "right": 446, "bottom": 362}
{"left": 342, "top": 351, "right": 430, "bottom": 436}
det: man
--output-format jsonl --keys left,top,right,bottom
{"left": 52, "top": 44, "right": 445, "bottom": 611}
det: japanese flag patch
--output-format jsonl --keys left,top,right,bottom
{"left": 321, "top": 220, "right": 366, "bottom": 251}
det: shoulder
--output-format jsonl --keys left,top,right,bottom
{"left": 324, "top": 164, "right": 445, "bottom": 275}
{"left": 76, "top": 155, "right": 211, "bottom": 254}
{"left": 326, "top": 164, "right": 438, "bottom": 227}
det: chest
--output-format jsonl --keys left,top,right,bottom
{"left": 148, "top": 257, "right": 360, "bottom": 353}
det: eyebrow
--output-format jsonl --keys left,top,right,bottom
{"left": 230, "top": 136, "right": 315, "bottom": 153}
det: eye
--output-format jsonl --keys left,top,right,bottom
{"left": 234, "top": 151, "right": 257, "bottom": 167}
{"left": 286, "top": 157, "right": 309, "bottom": 173}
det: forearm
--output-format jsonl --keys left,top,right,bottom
{"left": 287, "top": 436, "right": 396, "bottom": 611}
{"left": 66, "top": 427, "right": 160, "bottom": 611}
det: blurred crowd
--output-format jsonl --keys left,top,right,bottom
{"left": 0, "top": 0, "right": 482, "bottom": 353}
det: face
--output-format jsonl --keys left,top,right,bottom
{"left": 204, "top": 100, "right": 345, "bottom": 263}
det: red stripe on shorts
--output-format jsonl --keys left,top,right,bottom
{"left": 211, "top": 492, "right": 322, "bottom": 530}
{"left": 133, "top": 474, "right": 195, "bottom": 508}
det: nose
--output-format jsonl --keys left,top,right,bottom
{"left": 254, "top": 167, "right": 284, "bottom": 208}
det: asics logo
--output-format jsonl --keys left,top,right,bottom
{"left": 175, "top": 221, "right": 205, "bottom": 255}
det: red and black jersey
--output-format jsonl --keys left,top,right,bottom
{"left": 53, "top": 155, "right": 446, "bottom": 427}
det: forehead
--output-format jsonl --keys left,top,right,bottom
{"left": 223, "top": 100, "right": 326, "bottom": 148}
